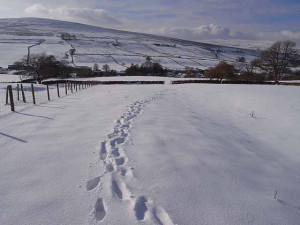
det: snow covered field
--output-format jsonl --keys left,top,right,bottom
{"left": 0, "top": 74, "right": 22, "bottom": 82}
{"left": 0, "top": 83, "right": 300, "bottom": 225}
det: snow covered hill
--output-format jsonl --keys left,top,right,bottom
{"left": 0, "top": 18, "right": 259, "bottom": 70}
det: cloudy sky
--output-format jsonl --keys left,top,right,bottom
{"left": 0, "top": 0, "right": 299, "bottom": 44}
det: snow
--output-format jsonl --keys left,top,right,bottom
{"left": 0, "top": 18, "right": 260, "bottom": 71}
{"left": 45, "top": 76, "right": 205, "bottom": 82}
{"left": 0, "top": 74, "right": 22, "bottom": 82}
{"left": 0, "top": 83, "right": 300, "bottom": 225}
{"left": 200, "top": 39, "right": 274, "bottom": 50}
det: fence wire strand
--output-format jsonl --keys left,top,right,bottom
{"left": 0, "top": 82, "right": 89, "bottom": 117}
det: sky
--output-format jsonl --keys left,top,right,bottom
{"left": 0, "top": 0, "right": 299, "bottom": 44}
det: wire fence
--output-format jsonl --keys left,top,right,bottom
{"left": 0, "top": 82, "right": 92, "bottom": 117}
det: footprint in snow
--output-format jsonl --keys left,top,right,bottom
{"left": 106, "top": 163, "right": 115, "bottom": 172}
{"left": 99, "top": 141, "right": 107, "bottom": 160}
{"left": 115, "top": 156, "right": 126, "bottom": 166}
{"left": 94, "top": 198, "right": 106, "bottom": 221}
{"left": 134, "top": 196, "right": 148, "bottom": 220}
{"left": 111, "top": 175, "right": 131, "bottom": 200}
{"left": 86, "top": 176, "right": 101, "bottom": 191}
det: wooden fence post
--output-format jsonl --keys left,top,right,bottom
{"left": 65, "top": 83, "right": 67, "bottom": 95}
{"left": 71, "top": 82, "right": 73, "bottom": 93}
{"left": 21, "top": 84, "right": 26, "bottom": 103}
{"left": 57, "top": 83, "right": 60, "bottom": 97}
{"left": 76, "top": 83, "right": 78, "bottom": 91}
{"left": 17, "top": 84, "right": 20, "bottom": 100}
{"left": 7, "top": 85, "right": 15, "bottom": 112}
{"left": 47, "top": 85, "right": 50, "bottom": 101}
{"left": 6, "top": 86, "right": 9, "bottom": 104}
{"left": 31, "top": 84, "right": 36, "bottom": 104}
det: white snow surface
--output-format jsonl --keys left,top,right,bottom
{"left": 0, "top": 83, "right": 300, "bottom": 225}
{"left": 0, "top": 74, "right": 22, "bottom": 82}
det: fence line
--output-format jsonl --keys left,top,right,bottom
{"left": 0, "top": 81, "right": 93, "bottom": 117}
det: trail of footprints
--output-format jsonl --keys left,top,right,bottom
{"left": 86, "top": 91, "right": 174, "bottom": 224}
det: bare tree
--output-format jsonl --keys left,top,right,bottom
{"left": 13, "top": 54, "right": 71, "bottom": 83}
{"left": 252, "top": 41, "right": 297, "bottom": 83}
{"left": 93, "top": 63, "right": 99, "bottom": 71}
{"left": 102, "top": 64, "right": 110, "bottom": 75}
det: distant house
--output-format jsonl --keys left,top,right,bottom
{"left": 166, "top": 71, "right": 175, "bottom": 77}
{"left": 112, "top": 39, "right": 120, "bottom": 46}
{"left": 290, "top": 58, "right": 300, "bottom": 67}
{"left": 93, "top": 70, "right": 103, "bottom": 76}
{"left": 195, "top": 71, "right": 203, "bottom": 78}
{"left": 0, "top": 67, "right": 8, "bottom": 74}
{"left": 118, "top": 71, "right": 126, "bottom": 76}
{"left": 72, "top": 66, "right": 92, "bottom": 77}
{"left": 8, "top": 64, "right": 25, "bottom": 70}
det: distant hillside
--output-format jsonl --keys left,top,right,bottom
{"left": 0, "top": 17, "right": 259, "bottom": 70}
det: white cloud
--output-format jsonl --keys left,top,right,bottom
{"left": 24, "top": 4, "right": 122, "bottom": 26}
{"left": 152, "top": 24, "right": 248, "bottom": 40}
{"left": 147, "top": 24, "right": 300, "bottom": 46}
{"left": 257, "top": 30, "right": 300, "bottom": 44}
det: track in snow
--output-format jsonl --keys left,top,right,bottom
{"left": 86, "top": 90, "right": 174, "bottom": 224}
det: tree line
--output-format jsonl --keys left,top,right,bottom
{"left": 205, "top": 41, "right": 298, "bottom": 83}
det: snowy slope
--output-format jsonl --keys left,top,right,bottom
{"left": 0, "top": 83, "right": 299, "bottom": 225}
{"left": 0, "top": 18, "right": 259, "bottom": 70}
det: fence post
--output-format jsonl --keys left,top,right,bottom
{"left": 7, "top": 85, "right": 15, "bottom": 112}
{"left": 31, "top": 84, "right": 36, "bottom": 104}
{"left": 21, "top": 84, "right": 26, "bottom": 103}
{"left": 79, "top": 82, "right": 81, "bottom": 90}
{"left": 17, "top": 84, "right": 20, "bottom": 100}
{"left": 47, "top": 85, "right": 50, "bottom": 101}
{"left": 65, "top": 83, "right": 67, "bottom": 95}
{"left": 6, "top": 86, "right": 9, "bottom": 104}
{"left": 76, "top": 83, "right": 78, "bottom": 91}
{"left": 57, "top": 83, "right": 60, "bottom": 97}
{"left": 71, "top": 82, "right": 73, "bottom": 93}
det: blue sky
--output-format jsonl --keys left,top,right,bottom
{"left": 0, "top": 0, "right": 299, "bottom": 44}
